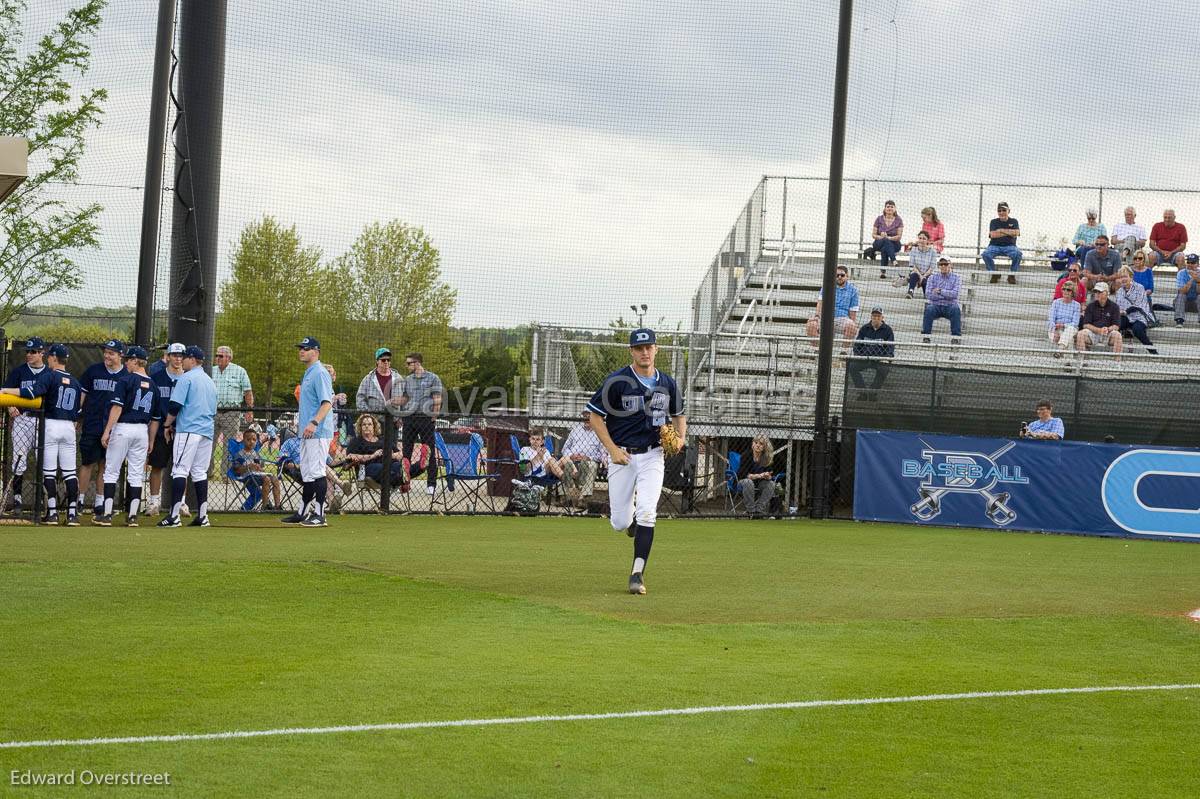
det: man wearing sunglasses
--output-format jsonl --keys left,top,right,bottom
{"left": 355, "top": 347, "right": 406, "bottom": 416}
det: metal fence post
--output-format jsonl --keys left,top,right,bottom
{"left": 379, "top": 412, "right": 394, "bottom": 513}
{"left": 1097, "top": 186, "right": 1104, "bottom": 226}
{"left": 780, "top": 177, "right": 788, "bottom": 244}
{"left": 32, "top": 407, "right": 45, "bottom": 524}
{"left": 858, "top": 180, "right": 866, "bottom": 254}
{"left": 975, "top": 184, "right": 984, "bottom": 267}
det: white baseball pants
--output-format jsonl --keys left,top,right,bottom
{"left": 104, "top": 423, "right": 149, "bottom": 487}
{"left": 172, "top": 432, "right": 213, "bottom": 481}
{"left": 606, "top": 447, "right": 665, "bottom": 531}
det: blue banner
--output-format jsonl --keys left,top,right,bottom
{"left": 854, "top": 429, "right": 1200, "bottom": 541}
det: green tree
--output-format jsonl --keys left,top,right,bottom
{"left": 323, "top": 220, "right": 464, "bottom": 393}
{"left": 13, "top": 319, "right": 122, "bottom": 344}
{"left": 215, "top": 217, "right": 323, "bottom": 406}
{"left": 0, "top": 0, "right": 106, "bottom": 327}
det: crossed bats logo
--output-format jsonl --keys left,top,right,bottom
{"left": 902, "top": 440, "right": 1028, "bottom": 526}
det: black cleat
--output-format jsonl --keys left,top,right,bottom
{"left": 280, "top": 512, "right": 306, "bottom": 524}
{"left": 65, "top": 513, "right": 80, "bottom": 527}
{"left": 92, "top": 513, "right": 113, "bottom": 527}
{"left": 188, "top": 516, "right": 211, "bottom": 528}
{"left": 628, "top": 572, "right": 646, "bottom": 595}
{"left": 300, "top": 514, "right": 327, "bottom": 527}
{"left": 625, "top": 524, "right": 636, "bottom": 538}
{"left": 126, "top": 515, "right": 138, "bottom": 528}
{"left": 156, "top": 516, "right": 181, "bottom": 528}
{"left": 40, "top": 513, "right": 58, "bottom": 525}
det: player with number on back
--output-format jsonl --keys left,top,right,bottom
{"left": 78, "top": 340, "right": 128, "bottom": 516}
{"left": 158, "top": 346, "right": 217, "bottom": 529}
{"left": 2, "top": 337, "right": 49, "bottom": 514}
{"left": 94, "top": 347, "right": 161, "bottom": 527}
{"left": 586, "top": 328, "right": 686, "bottom": 595}
{"left": 0, "top": 343, "right": 83, "bottom": 525}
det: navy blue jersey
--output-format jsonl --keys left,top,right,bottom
{"left": 586, "top": 366, "right": 684, "bottom": 449}
{"left": 4, "top": 363, "right": 49, "bottom": 416}
{"left": 150, "top": 367, "right": 181, "bottom": 419}
{"left": 23, "top": 369, "right": 83, "bottom": 422}
{"left": 80, "top": 363, "right": 127, "bottom": 433}
{"left": 110, "top": 372, "right": 161, "bottom": 425}
{"left": 147, "top": 359, "right": 167, "bottom": 377}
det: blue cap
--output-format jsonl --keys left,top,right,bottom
{"left": 297, "top": 336, "right": 320, "bottom": 349}
{"left": 24, "top": 336, "right": 45, "bottom": 351}
{"left": 629, "top": 328, "right": 656, "bottom": 346}
{"left": 1188, "top": 253, "right": 1199, "bottom": 265}
{"left": 102, "top": 339, "right": 125, "bottom": 354}
{"left": 48, "top": 343, "right": 69, "bottom": 359}
{"left": 374, "top": 346, "right": 391, "bottom": 359}
{"left": 124, "top": 345, "right": 148, "bottom": 360}
{"left": 185, "top": 345, "right": 205, "bottom": 360}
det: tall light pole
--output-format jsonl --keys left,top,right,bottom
{"left": 630, "top": 304, "right": 648, "bottom": 327}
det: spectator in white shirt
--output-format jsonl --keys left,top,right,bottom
{"left": 1111, "top": 206, "right": 1148, "bottom": 265}
{"left": 556, "top": 413, "right": 608, "bottom": 508}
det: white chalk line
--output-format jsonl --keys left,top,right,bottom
{"left": 2, "top": 683, "right": 1198, "bottom": 751}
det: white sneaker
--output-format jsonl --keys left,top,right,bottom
{"left": 145, "top": 499, "right": 160, "bottom": 516}
{"left": 425, "top": 485, "right": 436, "bottom": 496}
{"left": 180, "top": 503, "right": 192, "bottom": 517}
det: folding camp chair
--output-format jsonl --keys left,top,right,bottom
{"left": 434, "top": 432, "right": 499, "bottom": 513}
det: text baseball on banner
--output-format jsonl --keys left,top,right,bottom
{"left": 853, "top": 429, "right": 1200, "bottom": 541}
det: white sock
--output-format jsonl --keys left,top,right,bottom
{"left": 632, "top": 557, "right": 646, "bottom": 575}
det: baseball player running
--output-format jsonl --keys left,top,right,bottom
{"left": 158, "top": 346, "right": 217, "bottom": 528}
{"left": 95, "top": 347, "right": 160, "bottom": 527}
{"left": 282, "top": 336, "right": 334, "bottom": 527}
{"left": 586, "top": 328, "right": 686, "bottom": 595}
{"left": 2, "top": 336, "right": 48, "bottom": 513}
{"left": 0, "top": 343, "right": 83, "bottom": 525}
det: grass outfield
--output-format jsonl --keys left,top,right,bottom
{"left": 1, "top": 515, "right": 1198, "bottom": 797}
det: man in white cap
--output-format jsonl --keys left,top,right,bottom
{"left": 1075, "top": 282, "right": 1123, "bottom": 355}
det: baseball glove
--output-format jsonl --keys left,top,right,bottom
{"left": 659, "top": 424, "right": 683, "bottom": 457}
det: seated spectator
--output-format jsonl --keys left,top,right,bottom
{"left": 736, "top": 435, "right": 777, "bottom": 518}
{"left": 1081, "top": 236, "right": 1121, "bottom": 289}
{"left": 1111, "top": 206, "right": 1148, "bottom": 265}
{"left": 871, "top": 200, "right": 904, "bottom": 280}
{"left": 1175, "top": 253, "right": 1200, "bottom": 326}
{"left": 921, "top": 256, "right": 962, "bottom": 344}
{"left": 519, "top": 429, "right": 563, "bottom": 488}
{"left": 1113, "top": 268, "right": 1158, "bottom": 355}
{"left": 901, "top": 231, "right": 938, "bottom": 299}
{"left": 1020, "top": 400, "right": 1064, "bottom": 440}
{"left": 1071, "top": 209, "right": 1106, "bottom": 269}
{"left": 1046, "top": 280, "right": 1081, "bottom": 356}
{"left": 981, "top": 202, "right": 1022, "bottom": 283}
{"left": 232, "top": 428, "right": 282, "bottom": 511}
{"left": 805, "top": 267, "right": 859, "bottom": 348}
{"left": 904, "top": 207, "right": 945, "bottom": 253}
{"left": 848, "top": 307, "right": 894, "bottom": 399}
{"left": 344, "top": 414, "right": 408, "bottom": 486}
{"left": 1148, "top": 209, "right": 1187, "bottom": 268}
{"left": 1130, "top": 251, "right": 1156, "bottom": 298}
{"left": 556, "top": 412, "right": 608, "bottom": 510}
{"left": 1075, "top": 282, "right": 1123, "bottom": 356}
{"left": 1054, "top": 265, "right": 1088, "bottom": 303}
{"left": 277, "top": 434, "right": 355, "bottom": 499}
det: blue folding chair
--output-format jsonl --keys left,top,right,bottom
{"left": 725, "top": 450, "right": 785, "bottom": 515}
{"left": 509, "top": 433, "right": 561, "bottom": 503}
{"left": 434, "top": 432, "right": 499, "bottom": 513}
{"left": 225, "top": 439, "right": 261, "bottom": 511}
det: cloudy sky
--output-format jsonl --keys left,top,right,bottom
{"left": 27, "top": 0, "right": 1200, "bottom": 329}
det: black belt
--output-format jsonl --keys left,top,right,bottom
{"left": 622, "top": 444, "right": 661, "bottom": 455}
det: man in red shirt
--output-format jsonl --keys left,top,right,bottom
{"left": 1149, "top": 209, "right": 1188, "bottom": 268}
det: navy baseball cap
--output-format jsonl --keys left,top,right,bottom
{"left": 185, "top": 345, "right": 205, "bottom": 360}
{"left": 297, "top": 336, "right": 320, "bottom": 349}
{"left": 24, "top": 336, "right": 45, "bottom": 351}
{"left": 102, "top": 339, "right": 124, "bottom": 354}
{"left": 166, "top": 342, "right": 186, "bottom": 355}
{"left": 48, "top": 343, "right": 69, "bottom": 359}
{"left": 124, "top": 345, "right": 148, "bottom": 360}
{"left": 1187, "top": 254, "right": 1199, "bottom": 265}
{"left": 629, "top": 328, "right": 656, "bottom": 346}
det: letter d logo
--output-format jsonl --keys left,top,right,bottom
{"left": 1101, "top": 449, "right": 1200, "bottom": 538}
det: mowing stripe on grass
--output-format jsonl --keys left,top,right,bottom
{"left": 3, "top": 683, "right": 1197, "bottom": 750}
